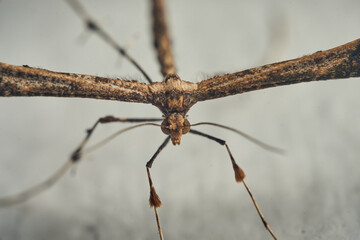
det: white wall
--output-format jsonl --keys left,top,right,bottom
{"left": 1, "top": 0, "right": 360, "bottom": 239}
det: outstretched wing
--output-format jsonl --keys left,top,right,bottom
{"left": 0, "top": 62, "right": 152, "bottom": 104}
{"left": 194, "top": 38, "right": 360, "bottom": 102}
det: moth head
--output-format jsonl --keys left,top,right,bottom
{"left": 161, "top": 113, "right": 190, "bottom": 145}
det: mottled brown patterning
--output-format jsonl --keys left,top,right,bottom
{"left": 196, "top": 39, "right": 360, "bottom": 101}
{"left": 152, "top": 0, "right": 177, "bottom": 76}
{"left": 0, "top": 62, "right": 152, "bottom": 103}
{"left": 0, "top": 0, "right": 360, "bottom": 239}
{"left": 1, "top": 38, "right": 360, "bottom": 144}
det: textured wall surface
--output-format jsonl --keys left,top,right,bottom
{"left": 0, "top": 0, "right": 360, "bottom": 239}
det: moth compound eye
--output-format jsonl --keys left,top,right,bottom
{"left": 161, "top": 120, "right": 171, "bottom": 135}
{"left": 182, "top": 119, "right": 190, "bottom": 134}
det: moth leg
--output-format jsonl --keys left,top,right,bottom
{"left": 65, "top": 0, "right": 153, "bottom": 83}
{"left": 71, "top": 116, "right": 162, "bottom": 162}
{"left": 189, "top": 129, "right": 278, "bottom": 240}
{"left": 0, "top": 116, "right": 161, "bottom": 207}
{"left": 146, "top": 136, "right": 171, "bottom": 240}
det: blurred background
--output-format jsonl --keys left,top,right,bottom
{"left": 1, "top": 0, "right": 360, "bottom": 239}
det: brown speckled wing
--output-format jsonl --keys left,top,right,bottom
{"left": 195, "top": 38, "right": 360, "bottom": 102}
{"left": 152, "top": 0, "right": 176, "bottom": 77}
{"left": 0, "top": 62, "right": 152, "bottom": 104}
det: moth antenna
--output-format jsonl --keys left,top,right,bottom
{"left": 192, "top": 122, "right": 284, "bottom": 154}
{"left": 0, "top": 118, "right": 161, "bottom": 208}
{"left": 83, "top": 122, "right": 161, "bottom": 155}
{"left": 0, "top": 161, "right": 73, "bottom": 207}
